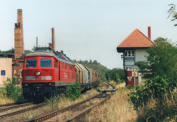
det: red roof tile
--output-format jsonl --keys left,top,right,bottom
{"left": 117, "top": 29, "right": 154, "bottom": 48}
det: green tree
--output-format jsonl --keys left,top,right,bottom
{"left": 76, "top": 59, "right": 108, "bottom": 81}
{"left": 147, "top": 40, "right": 177, "bottom": 80}
{"left": 105, "top": 68, "right": 125, "bottom": 83}
{"left": 168, "top": 4, "right": 177, "bottom": 26}
{"left": 0, "top": 48, "right": 14, "bottom": 55}
{"left": 135, "top": 61, "right": 149, "bottom": 77}
{"left": 154, "top": 37, "right": 167, "bottom": 44}
{"left": 136, "top": 37, "right": 174, "bottom": 78}
{"left": 129, "top": 40, "right": 177, "bottom": 121}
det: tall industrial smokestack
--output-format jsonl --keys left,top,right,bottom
{"left": 51, "top": 28, "right": 55, "bottom": 51}
{"left": 14, "top": 9, "right": 24, "bottom": 58}
{"left": 148, "top": 26, "right": 151, "bottom": 40}
{"left": 17, "top": 9, "right": 23, "bottom": 30}
{"left": 36, "top": 37, "right": 38, "bottom": 48}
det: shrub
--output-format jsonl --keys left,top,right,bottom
{"left": 129, "top": 76, "right": 177, "bottom": 121}
{"left": 65, "top": 82, "right": 81, "bottom": 100}
{"left": 129, "top": 40, "right": 177, "bottom": 121}
{"left": 4, "top": 77, "right": 24, "bottom": 103}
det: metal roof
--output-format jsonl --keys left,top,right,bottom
{"left": 25, "top": 48, "right": 74, "bottom": 65}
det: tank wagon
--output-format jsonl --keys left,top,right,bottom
{"left": 22, "top": 47, "right": 99, "bottom": 100}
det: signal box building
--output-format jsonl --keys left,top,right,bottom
{"left": 117, "top": 27, "right": 154, "bottom": 70}
{"left": 117, "top": 27, "right": 154, "bottom": 86}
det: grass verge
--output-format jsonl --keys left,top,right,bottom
{"left": 81, "top": 83, "right": 137, "bottom": 122}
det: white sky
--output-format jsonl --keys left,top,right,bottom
{"left": 0, "top": 0, "right": 177, "bottom": 69}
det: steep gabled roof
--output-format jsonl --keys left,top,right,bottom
{"left": 117, "top": 29, "right": 154, "bottom": 49}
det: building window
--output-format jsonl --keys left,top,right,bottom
{"left": 125, "top": 50, "right": 135, "bottom": 57}
{"left": 128, "top": 51, "right": 131, "bottom": 56}
{"left": 132, "top": 50, "right": 135, "bottom": 56}
{"left": 1, "top": 70, "right": 6, "bottom": 76}
{"left": 125, "top": 51, "right": 127, "bottom": 56}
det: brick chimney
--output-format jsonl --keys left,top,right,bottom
{"left": 14, "top": 9, "right": 24, "bottom": 58}
{"left": 49, "top": 43, "right": 52, "bottom": 49}
{"left": 148, "top": 26, "right": 151, "bottom": 40}
{"left": 51, "top": 28, "right": 55, "bottom": 51}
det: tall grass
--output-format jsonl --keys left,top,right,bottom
{"left": 0, "top": 87, "right": 13, "bottom": 104}
{"left": 137, "top": 90, "right": 177, "bottom": 122}
{"left": 45, "top": 95, "right": 60, "bottom": 110}
{"left": 83, "top": 83, "right": 137, "bottom": 122}
{"left": 58, "top": 89, "right": 98, "bottom": 109}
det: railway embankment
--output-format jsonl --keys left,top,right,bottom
{"left": 76, "top": 83, "right": 138, "bottom": 122}
{"left": 0, "top": 82, "right": 138, "bottom": 122}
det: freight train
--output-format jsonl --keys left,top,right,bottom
{"left": 22, "top": 47, "right": 99, "bottom": 100}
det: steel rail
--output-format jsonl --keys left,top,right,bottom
{"left": 0, "top": 101, "right": 28, "bottom": 108}
{"left": 0, "top": 103, "right": 16, "bottom": 107}
{"left": 28, "top": 83, "right": 116, "bottom": 122}
{"left": 28, "top": 94, "right": 102, "bottom": 122}
{"left": 0, "top": 103, "right": 46, "bottom": 120}
{"left": 0, "top": 102, "right": 32, "bottom": 113}
{"left": 66, "top": 94, "right": 112, "bottom": 122}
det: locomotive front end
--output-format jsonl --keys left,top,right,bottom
{"left": 22, "top": 55, "right": 57, "bottom": 100}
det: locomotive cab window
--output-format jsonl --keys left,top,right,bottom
{"left": 26, "top": 59, "right": 37, "bottom": 67}
{"left": 40, "top": 59, "right": 52, "bottom": 67}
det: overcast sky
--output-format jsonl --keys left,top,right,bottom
{"left": 0, "top": 0, "right": 177, "bottom": 69}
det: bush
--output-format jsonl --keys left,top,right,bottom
{"left": 4, "top": 77, "right": 24, "bottom": 103}
{"left": 65, "top": 82, "right": 81, "bottom": 100}
{"left": 129, "top": 40, "right": 177, "bottom": 121}
{"left": 129, "top": 76, "right": 171, "bottom": 109}
{"left": 129, "top": 76, "right": 177, "bottom": 121}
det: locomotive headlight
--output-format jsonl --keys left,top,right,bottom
{"left": 35, "top": 71, "right": 41, "bottom": 76}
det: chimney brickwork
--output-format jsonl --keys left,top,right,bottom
{"left": 148, "top": 26, "right": 151, "bottom": 40}
{"left": 13, "top": 9, "right": 24, "bottom": 83}
{"left": 52, "top": 28, "right": 55, "bottom": 51}
{"left": 14, "top": 9, "right": 24, "bottom": 58}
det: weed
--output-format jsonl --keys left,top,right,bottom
{"left": 45, "top": 95, "right": 60, "bottom": 110}
{"left": 23, "top": 112, "right": 39, "bottom": 120}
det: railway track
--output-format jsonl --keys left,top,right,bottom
{"left": 0, "top": 103, "right": 16, "bottom": 107}
{"left": 0, "top": 102, "right": 32, "bottom": 113}
{"left": 28, "top": 93, "right": 113, "bottom": 122}
{"left": 0, "top": 102, "right": 46, "bottom": 121}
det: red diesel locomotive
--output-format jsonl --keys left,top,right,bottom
{"left": 22, "top": 47, "right": 76, "bottom": 100}
{"left": 22, "top": 47, "right": 99, "bottom": 100}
